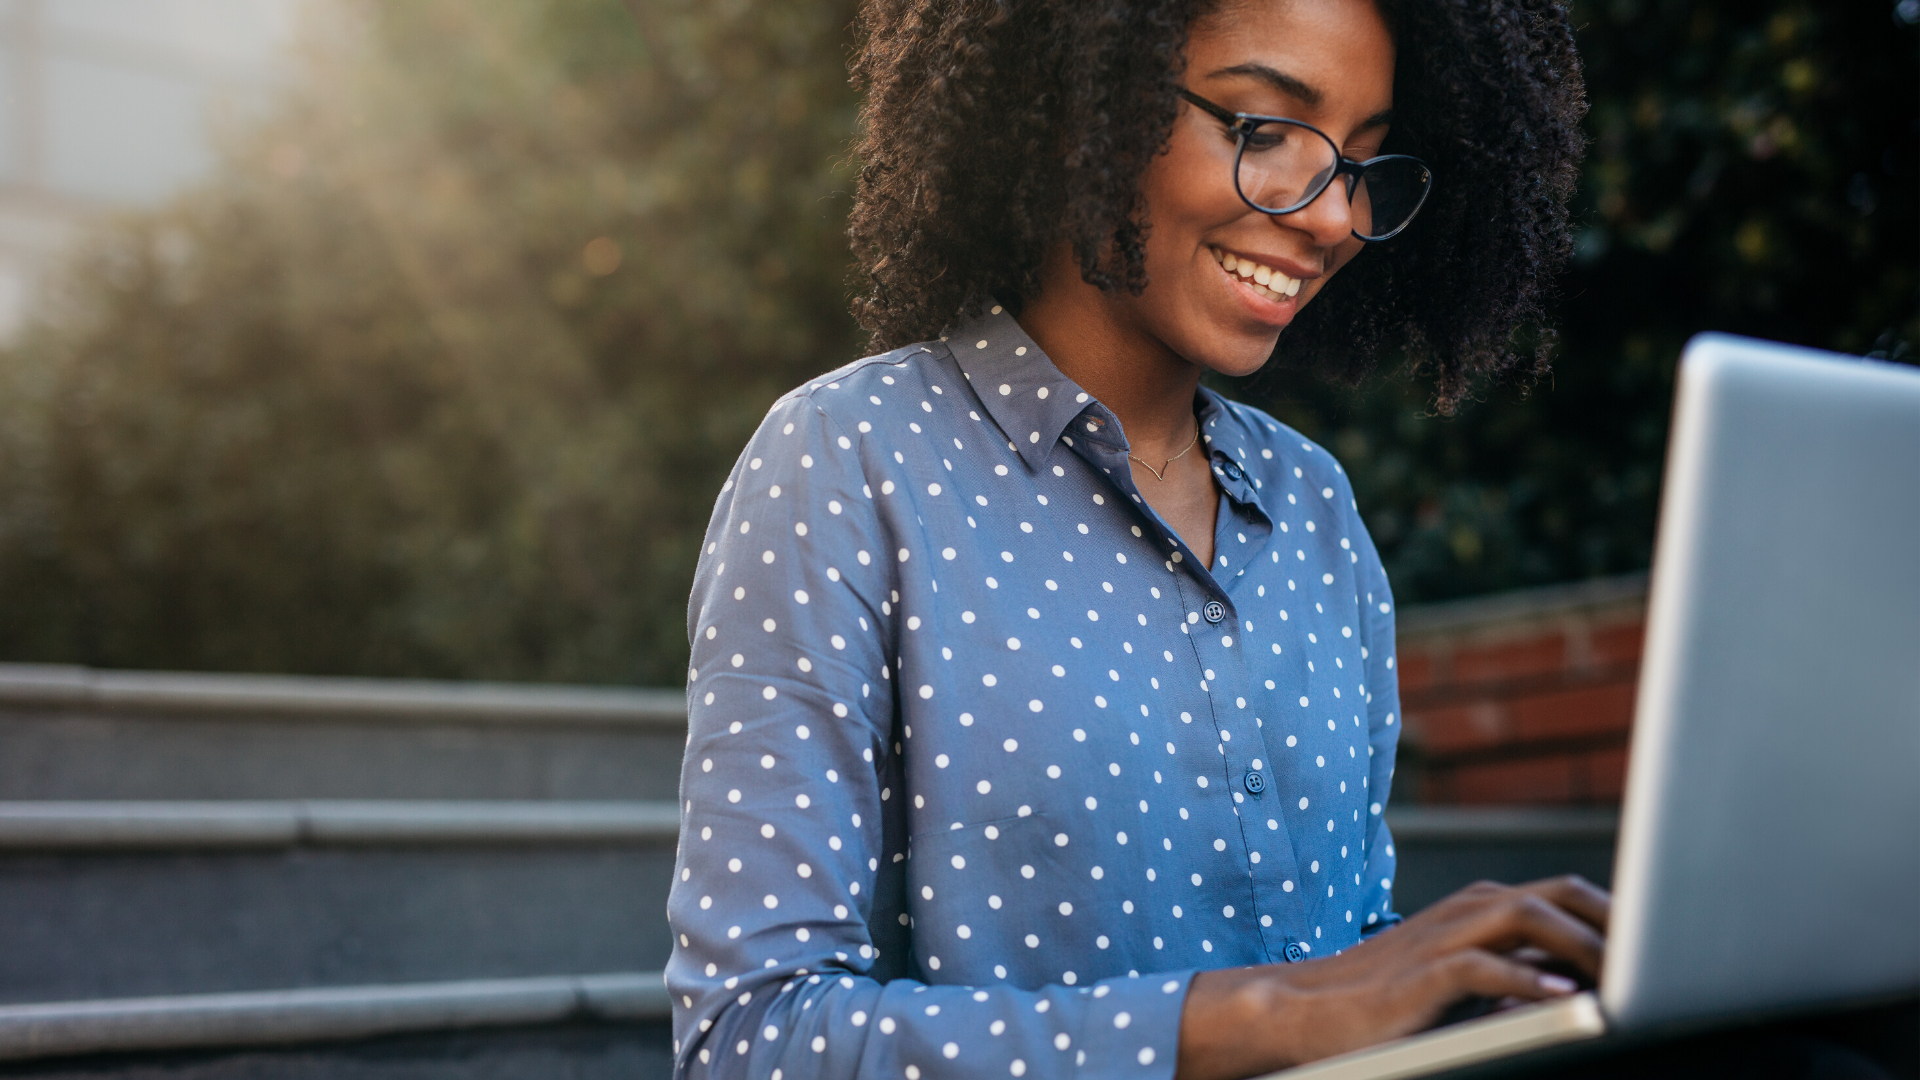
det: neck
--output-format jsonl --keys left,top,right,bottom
{"left": 1015, "top": 244, "right": 1205, "bottom": 457}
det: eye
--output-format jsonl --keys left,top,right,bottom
{"left": 1242, "top": 127, "right": 1291, "bottom": 152}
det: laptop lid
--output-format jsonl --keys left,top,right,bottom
{"left": 1602, "top": 334, "right": 1920, "bottom": 1030}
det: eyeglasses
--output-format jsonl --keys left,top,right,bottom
{"left": 1179, "top": 89, "right": 1433, "bottom": 242}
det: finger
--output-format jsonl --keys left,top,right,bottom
{"left": 1411, "top": 889, "right": 1605, "bottom": 982}
{"left": 1382, "top": 879, "right": 1608, "bottom": 982}
{"left": 1383, "top": 880, "right": 1516, "bottom": 942}
{"left": 1490, "top": 892, "right": 1607, "bottom": 979}
{"left": 1516, "top": 874, "right": 1612, "bottom": 932}
{"left": 1424, "top": 949, "right": 1583, "bottom": 1010}
{"left": 1506, "top": 946, "right": 1553, "bottom": 967}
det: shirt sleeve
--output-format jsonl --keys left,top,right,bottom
{"left": 1347, "top": 484, "right": 1402, "bottom": 937}
{"left": 668, "top": 388, "right": 1192, "bottom": 1079}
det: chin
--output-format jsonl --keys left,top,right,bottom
{"left": 1204, "top": 348, "right": 1278, "bottom": 381}
{"left": 1184, "top": 321, "right": 1284, "bottom": 381}
{"left": 1160, "top": 281, "right": 1309, "bottom": 379}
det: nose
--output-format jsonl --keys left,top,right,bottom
{"left": 1270, "top": 172, "right": 1354, "bottom": 249}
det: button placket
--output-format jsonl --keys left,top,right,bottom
{"left": 1060, "top": 382, "right": 1327, "bottom": 957}
{"left": 1173, "top": 572, "right": 1308, "bottom": 960}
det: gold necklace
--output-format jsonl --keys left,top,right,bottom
{"left": 1128, "top": 419, "right": 1201, "bottom": 481}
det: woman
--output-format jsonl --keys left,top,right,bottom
{"left": 669, "top": 0, "right": 1601, "bottom": 1076}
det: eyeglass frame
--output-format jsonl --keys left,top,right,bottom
{"left": 1177, "top": 88, "right": 1434, "bottom": 242}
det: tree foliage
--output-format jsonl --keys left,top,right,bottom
{"left": 0, "top": 0, "right": 1911, "bottom": 682}
{"left": 1233, "top": 0, "right": 1917, "bottom": 601}
{"left": 0, "top": 0, "right": 863, "bottom": 683}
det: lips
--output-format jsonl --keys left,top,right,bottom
{"left": 1210, "top": 246, "right": 1303, "bottom": 302}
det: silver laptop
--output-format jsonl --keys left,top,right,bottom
{"left": 1261, "top": 333, "right": 1920, "bottom": 1080}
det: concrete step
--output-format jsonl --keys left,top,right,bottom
{"left": 0, "top": 666, "right": 687, "bottom": 802}
{"left": 0, "top": 973, "right": 668, "bottom": 1063}
{"left": 0, "top": 1022, "right": 676, "bottom": 1080}
{"left": 0, "top": 802, "right": 677, "bottom": 1005}
{"left": 0, "top": 975, "right": 673, "bottom": 1079}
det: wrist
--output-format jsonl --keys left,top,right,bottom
{"left": 1177, "top": 965, "right": 1305, "bottom": 1080}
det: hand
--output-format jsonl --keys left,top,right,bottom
{"left": 1174, "top": 875, "right": 1611, "bottom": 1080}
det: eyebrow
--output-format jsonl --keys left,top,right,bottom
{"left": 1206, "top": 62, "right": 1395, "bottom": 130}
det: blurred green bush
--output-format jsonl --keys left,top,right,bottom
{"left": 0, "top": 0, "right": 1911, "bottom": 685}
{"left": 1237, "top": 0, "right": 1918, "bottom": 602}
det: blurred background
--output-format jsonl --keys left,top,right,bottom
{"left": 0, "top": 0, "right": 1910, "bottom": 1074}
{"left": 0, "top": 0, "right": 1911, "bottom": 688}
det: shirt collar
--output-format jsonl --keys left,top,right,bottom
{"left": 1197, "top": 388, "right": 1264, "bottom": 509}
{"left": 945, "top": 306, "right": 1104, "bottom": 472}
{"left": 944, "top": 306, "right": 1268, "bottom": 519}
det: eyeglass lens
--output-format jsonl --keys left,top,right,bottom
{"left": 1236, "top": 120, "right": 1429, "bottom": 240}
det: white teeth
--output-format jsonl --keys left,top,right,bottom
{"left": 1213, "top": 247, "right": 1306, "bottom": 300}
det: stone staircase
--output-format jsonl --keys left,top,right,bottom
{"left": 0, "top": 665, "right": 684, "bottom": 1078}
{"left": 0, "top": 660, "right": 1618, "bottom": 1077}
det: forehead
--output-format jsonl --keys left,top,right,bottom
{"left": 1189, "top": 0, "right": 1395, "bottom": 113}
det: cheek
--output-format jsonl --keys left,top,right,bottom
{"left": 1141, "top": 131, "right": 1242, "bottom": 249}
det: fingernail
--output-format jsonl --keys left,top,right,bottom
{"left": 1537, "top": 973, "right": 1577, "bottom": 994}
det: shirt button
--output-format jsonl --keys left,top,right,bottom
{"left": 1203, "top": 600, "right": 1225, "bottom": 624}
{"left": 1283, "top": 941, "right": 1306, "bottom": 963}
{"left": 1243, "top": 769, "right": 1265, "bottom": 795}
{"left": 1221, "top": 460, "right": 1244, "bottom": 481}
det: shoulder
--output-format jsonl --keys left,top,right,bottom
{"left": 754, "top": 339, "right": 960, "bottom": 440}
{"left": 717, "top": 337, "right": 967, "bottom": 507}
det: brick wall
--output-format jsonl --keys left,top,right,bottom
{"left": 1393, "top": 574, "right": 1647, "bottom": 806}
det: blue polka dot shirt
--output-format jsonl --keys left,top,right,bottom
{"left": 670, "top": 306, "right": 1404, "bottom": 1078}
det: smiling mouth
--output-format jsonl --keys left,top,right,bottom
{"left": 1210, "top": 246, "right": 1302, "bottom": 302}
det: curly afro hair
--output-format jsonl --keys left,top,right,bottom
{"left": 847, "top": 0, "right": 1587, "bottom": 410}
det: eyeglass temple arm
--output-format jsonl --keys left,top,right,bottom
{"left": 1177, "top": 89, "right": 1243, "bottom": 128}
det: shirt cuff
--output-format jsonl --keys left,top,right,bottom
{"left": 1076, "top": 969, "right": 1194, "bottom": 1079}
